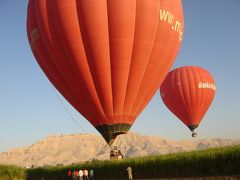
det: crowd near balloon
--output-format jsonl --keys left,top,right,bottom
{"left": 67, "top": 169, "right": 94, "bottom": 180}
{"left": 27, "top": 0, "right": 215, "bottom": 148}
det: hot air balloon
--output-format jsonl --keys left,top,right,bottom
{"left": 27, "top": 0, "right": 184, "bottom": 146}
{"left": 160, "top": 66, "right": 216, "bottom": 137}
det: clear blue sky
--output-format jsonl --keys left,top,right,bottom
{"left": 0, "top": 0, "right": 240, "bottom": 152}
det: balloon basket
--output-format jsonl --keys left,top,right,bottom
{"left": 192, "top": 131, "right": 197, "bottom": 137}
{"left": 110, "top": 146, "right": 123, "bottom": 160}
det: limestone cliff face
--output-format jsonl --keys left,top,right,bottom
{"left": 0, "top": 132, "right": 239, "bottom": 167}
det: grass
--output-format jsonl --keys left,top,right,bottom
{"left": 0, "top": 164, "right": 26, "bottom": 180}
{"left": 1, "top": 145, "right": 240, "bottom": 180}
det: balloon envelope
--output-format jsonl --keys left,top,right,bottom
{"left": 27, "top": 0, "right": 184, "bottom": 145}
{"left": 160, "top": 66, "right": 216, "bottom": 132}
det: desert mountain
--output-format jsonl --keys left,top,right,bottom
{"left": 0, "top": 132, "right": 239, "bottom": 167}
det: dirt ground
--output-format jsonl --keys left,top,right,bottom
{"left": 136, "top": 175, "right": 240, "bottom": 180}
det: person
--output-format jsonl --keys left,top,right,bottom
{"left": 67, "top": 169, "right": 72, "bottom": 180}
{"left": 89, "top": 169, "right": 94, "bottom": 180}
{"left": 72, "top": 170, "right": 77, "bottom": 180}
{"left": 83, "top": 169, "right": 89, "bottom": 180}
{"left": 75, "top": 169, "right": 79, "bottom": 179}
{"left": 79, "top": 169, "right": 83, "bottom": 180}
{"left": 126, "top": 166, "right": 133, "bottom": 180}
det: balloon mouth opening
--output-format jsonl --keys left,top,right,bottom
{"left": 96, "top": 123, "right": 131, "bottom": 146}
{"left": 188, "top": 125, "right": 198, "bottom": 132}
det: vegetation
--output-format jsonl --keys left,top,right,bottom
{"left": 1, "top": 145, "right": 240, "bottom": 180}
{"left": 0, "top": 164, "right": 26, "bottom": 180}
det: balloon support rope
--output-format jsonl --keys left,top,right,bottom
{"left": 50, "top": 83, "right": 87, "bottom": 133}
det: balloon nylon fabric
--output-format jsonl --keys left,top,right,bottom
{"left": 27, "top": 0, "right": 184, "bottom": 145}
{"left": 160, "top": 66, "right": 216, "bottom": 131}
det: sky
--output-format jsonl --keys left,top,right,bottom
{"left": 0, "top": 0, "right": 240, "bottom": 152}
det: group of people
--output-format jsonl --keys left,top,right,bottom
{"left": 67, "top": 169, "right": 94, "bottom": 180}
{"left": 67, "top": 166, "right": 132, "bottom": 180}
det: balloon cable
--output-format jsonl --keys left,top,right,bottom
{"left": 49, "top": 84, "right": 87, "bottom": 133}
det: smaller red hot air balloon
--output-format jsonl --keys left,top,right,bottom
{"left": 160, "top": 66, "right": 216, "bottom": 137}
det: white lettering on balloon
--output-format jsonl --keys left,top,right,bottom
{"left": 198, "top": 82, "right": 216, "bottom": 90}
{"left": 159, "top": 9, "right": 183, "bottom": 41}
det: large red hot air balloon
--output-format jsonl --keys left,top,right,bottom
{"left": 27, "top": 0, "right": 184, "bottom": 145}
{"left": 160, "top": 66, "right": 216, "bottom": 137}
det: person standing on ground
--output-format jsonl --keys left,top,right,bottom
{"left": 72, "top": 170, "right": 76, "bottom": 180}
{"left": 83, "top": 169, "right": 89, "bottom": 180}
{"left": 75, "top": 169, "right": 79, "bottom": 179}
{"left": 79, "top": 169, "right": 83, "bottom": 180}
{"left": 127, "top": 166, "right": 133, "bottom": 180}
{"left": 89, "top": 169, "right": 94, "bottom": 180}
{"left": 67, "top": 169, "right": 72, "bottom": 180}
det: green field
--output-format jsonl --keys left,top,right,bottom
{"left": 1, "top": 145, "right": 240, "bottom": 180}
{"left": 0, "top": 164, "right": 26, "bottom": 180}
